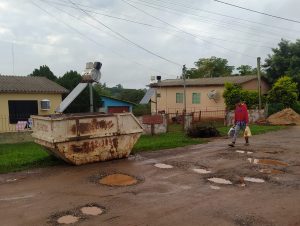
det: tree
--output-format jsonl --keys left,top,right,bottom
{"left": 267, "top": 76, "right": 298, "bottom": 107}
{"left": 264, "top": 39, "right": 300, "bottom": 94}
{"left": 28, "top": 65, "right": 57, "bottom": 81}
{"left": 94, "top": 83, "right": 112, "bottom": 97}
{"left": 237, "top": 65, "right": 257, "bottom": 75}
{"left": 186, "top": 56, "right": 234, "bottom": 78}
{"left": 57, "top": 70, "right": 100, "bottom": 113}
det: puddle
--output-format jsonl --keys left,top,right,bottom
{"left": 248, "top": 158, "right": 288, "bottom": 166}
{"left": 192, "top": 168, "right": 211, "bottom": 174}
{"left": 57, "top": 215, "right": 79, "bottom": 224}
{"left": 99, "top": 174, "right": 138, "bottom": 186}
{"left": 6, "top": 178, "right": 17, "bottom": 182}
{"left": 207, "top": 177, "right": 232, "bottom": 185}
{"left": 154, "top": 163, "right": 173, "bottom": 169}
{"left": 236, "top": 150, "right": 245, "bottom": 154}
{"left": 247, "top": 151, "right": 253, "bottom": 154}
{"left": 81, "top": 206, "right": 103, "bottom": 216}
{"left": 244, "top": 177, "right": 265, "bottom": 183}
{"left": 210, "top": 185, "right": 221, "bottom": 190}
{"left": 259, "top": 169, "right": 284, "bottom": 174}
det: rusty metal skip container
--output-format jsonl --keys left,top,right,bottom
{"left": 31, "top": 112, "right": 143, "bottom": 165}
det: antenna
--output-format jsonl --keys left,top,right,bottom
{"left": 11, "top": 42, "right": 15, "bottom": 75}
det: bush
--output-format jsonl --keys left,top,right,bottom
{"left": 267, "top": 76, "right": 299, "bottom": 107}
{"left": 292, "top": 101, "right": 300, "bottom": 114}
{"left": 267, "top": 103, "right": 285, "bottom": 116}
{"left": 187, "top": 124, "right": 220, "bottom": 138}
{"left": 223, "top": 83, "right": 262, "bottom": 110}
{"left": 133, "top": 104, "right": 151, "bottom": 116}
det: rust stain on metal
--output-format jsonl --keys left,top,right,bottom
{"left": 142, "top": 114, "right": 163, "bottom": 125}
{"left": 71, "top": 119, "right": 114, "bottom": 135}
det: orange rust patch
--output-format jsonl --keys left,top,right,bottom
{"left": 71, "top": 119, "right": 114, "bottom": 134}
{"left": 99, "top": 174, "right": 137, "bottom": 186}
{"left": 257, "top": 159, "right": 289, "bottom": 166}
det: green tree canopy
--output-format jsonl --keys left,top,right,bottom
{"left": 237, "top": 65, "right": 257, "bottom": 75}
{"left": 186, "top": 56, "right": 234, "bottom": 78}
{"left": 28, "top": 65, "right": 57, "bottom": 81}
{"left": 264, "top": 39, "right": 300, "bottom": 94}
{"left": 267, "top": 76, "right": 299, "bottom": 107}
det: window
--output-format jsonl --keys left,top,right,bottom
{"left": 8, "top": 100, "right": 38, "bottom": 124}
{"left": 192, "top": 93, "right": 201, "bottom": 104}
{"left": 40, "top": 99, "right": 51, "bottom": 110}
{"left": 176, "top": 93, "right": 183, "bottom": 103}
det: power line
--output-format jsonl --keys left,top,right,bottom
{"left": 122, "top": 0, "right": 256, "bottom": 58}
{"left": 31, "top": 0, "right": 173, "bottom": 76}
{"left": 67, "top": 0, "right": 181, "bottom": 66}
{"left": 43, "top": 0, "right": 272, "bottom": 49}
{"left": 130, "top": 0, "right": 295, "bottom": 41}
{"left": 213, "top": 0, "right": 300, "bottom": 24}
{"left": 153, "top": 0, "right": 300, "bottom": 34}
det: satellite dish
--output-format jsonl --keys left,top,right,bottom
{"left": 207, "top": 90, "right": 219, "bottom": 102}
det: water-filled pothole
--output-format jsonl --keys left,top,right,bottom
{"left": 207, "top": 177, "right": 233, "bottom": 185}
{"left": 99, "top": 174, "right": 138, "bottom": 186}
{"left": 81, "top": 206, "right": 103, "bottom": 216}
{"left": 259, "top": 169, "right": 285, "bottom": 174}
{"left": 193, "top": 168, "right": 211, "bottom": 174}
{"left": 154, "top": 163, "right": 173, "bottom": 169}
{"left": 57, "top": 215, "right": 79, "bottom": 224}
{"left": 248, "top": 158, "right": 289, "bottom": 166}
{"left": 244, "top": 177, "right": 265, "bottom": 183}
{"left": 210, "top": 185, "right": 221, "bottom": 190}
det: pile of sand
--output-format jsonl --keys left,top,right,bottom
{"left": 267, "top": 108, "right": 300, "bottom": 125}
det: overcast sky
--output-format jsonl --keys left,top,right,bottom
{"left": 0, "top": 0, "right": 300, "bottom": 88}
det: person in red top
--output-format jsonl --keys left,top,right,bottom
{"left": 229, "top": 98, "right": 249, "bottom": 147}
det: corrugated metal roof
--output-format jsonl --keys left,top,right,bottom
{"left": 0, "top": 75, "right": 69, "bottom": 93}
{"left": 150, "top": 75, "right": 258, "bottom": 87}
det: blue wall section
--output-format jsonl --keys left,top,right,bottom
{"left": 101, "top": 96, "right": 133, "bottom": 112}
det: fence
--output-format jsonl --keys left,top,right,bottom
{"left": 0, "top": 115, "right": 33, "bottom": 133}
{"left": 167, "top": 109, "right": 226, "bottom": 125}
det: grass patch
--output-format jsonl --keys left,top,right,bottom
{"left": 216, "top": 124, "right": 287, "bottom": 136}
{"left": 132, "top": 124, "right": 205, "bottom": 153}
{"left": 0, "top": 142, "right": 63, "bottom": 174}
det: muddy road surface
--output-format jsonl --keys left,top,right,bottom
{"left": 1, "top": 127, "right": 300, "bottom": 226}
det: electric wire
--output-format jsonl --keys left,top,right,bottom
{"left": 31, "top": 0, "right": 174, "bottom": 76}
{"left": 67, "top": 0, "right": 182, "bottom": 67}
{"left": 213, "top": 0, "right": 300, "bottom": 24}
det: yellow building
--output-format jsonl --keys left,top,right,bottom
{"left": 0, "top": 75, "right": 68, "bottom": 132}
{"left": 149, "top": 75, "right": 270, "bottom": 114}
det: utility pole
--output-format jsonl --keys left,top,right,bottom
{"left": 182, "top": 65, "right": 187, "bottom": 114}
{"left": 89, "top": 83, "right": 93, "bottom": 112}
{"left": 257, "top": 57, "right": 262, "bottom": 110}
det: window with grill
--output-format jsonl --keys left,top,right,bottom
{"left": 192, "top": 93, "right": 201, "bottom": 104}
{"left": 176, "top": 93, "right": 183, "bottom": 103}
{"left": 40, "top": 99, "right": 51, "bottom": 110}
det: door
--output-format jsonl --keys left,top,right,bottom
{"left": 107, "top": 106, "right": 130, "bottom": 113}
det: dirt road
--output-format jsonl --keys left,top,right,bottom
{"left": 1, "top": 127, "right": 300, "bottom": 226}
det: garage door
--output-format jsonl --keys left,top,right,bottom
{"left": 107, "top": 106, "right": 130, "bottom": 113}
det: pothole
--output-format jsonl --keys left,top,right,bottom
{"left": 99, "top": 174, "right": 138, "bottom": 186}
{"left": 154, "top": 163, "right": 173, "bottom": 169}
{"left": 244, "top": 177, "right": 265, "bottom": 183}
{"left": 57, "top": 215, "right": 79, "bottom": 224}
{"left": 81, "top": 206, "right": 103, "bottom": 216}
{"left": 210, "top": 185, "right": 221, "bottom": 190}
{"left": 193, "top": 168, "right": 211, "bottom": 174}
{"left": 207, "top": 177, "right": 233, "bottom": 185}
{"left": 248, "top": 158, "right": 289, "bottom": 166}
{"left": 259, "top": 169, "right": 285, "bottom": 174}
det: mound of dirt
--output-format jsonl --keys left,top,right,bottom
{"left": 267, "top": 108, "right": 300, "bottom": 125}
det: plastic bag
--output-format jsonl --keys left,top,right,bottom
{"left": 244, "top": 126, "right": 252, "bottom": 137}
{"left": 228, "top": 126, "right": 235, "bottom": 138}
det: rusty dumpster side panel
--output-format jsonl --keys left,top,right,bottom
{"left": 31, "top": 113, "right": 143, "bottom": 165}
